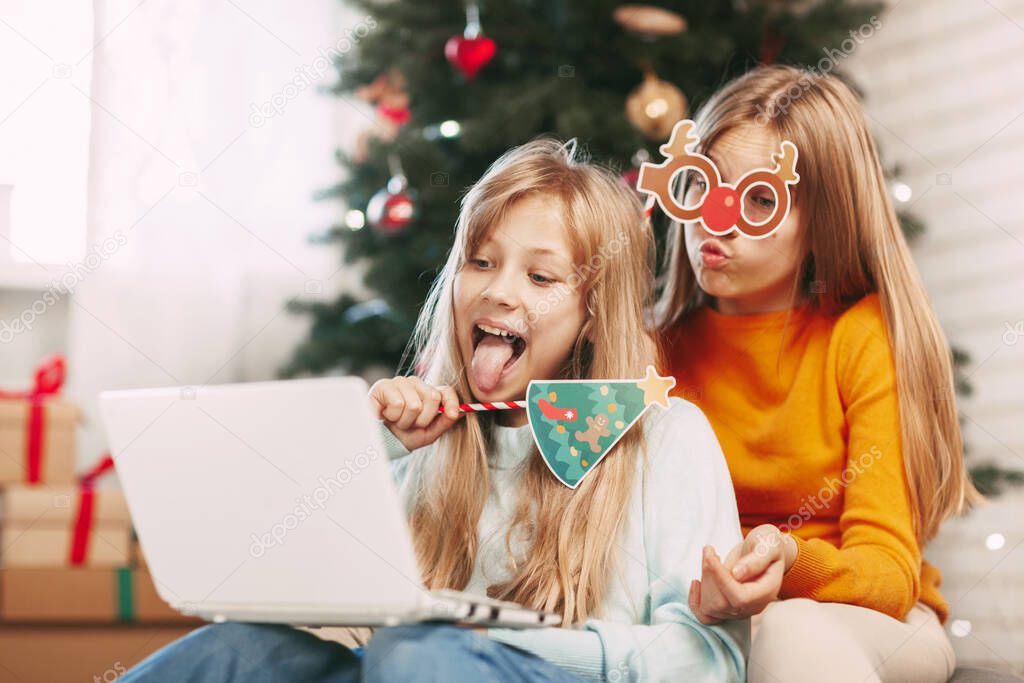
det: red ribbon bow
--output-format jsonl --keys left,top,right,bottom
{"left": 0, "top": 354, "right": 66, "bottom": 483}
{"left": 69, "top": 453, "right": 116, "bottom": 566}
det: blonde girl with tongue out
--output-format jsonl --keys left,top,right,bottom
{"left": 357, "top": 137, "right": 749, "bottom": 682}
{"left": 119, "top": 138, "right": 747, "bottom": 683}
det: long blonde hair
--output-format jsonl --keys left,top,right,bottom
{"left": 404, "top": 138, "right": 657, "bottom": 625}
{"left": 654, "top": 64, "right": 983, "bottom": 544}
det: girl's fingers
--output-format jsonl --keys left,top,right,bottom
{"left": 745, "top": 558, "right": 786, "bottom": 597}
{"left": 372, "top": 381, "right": 406, "bottom": 423}
{"left": 688, "top": 579, "right": 701, "bottom": 616}
{"left": 703, "top": 547, "right": 747, "bottom": 607}
{"left": 439, "top": 385, "right": 460, "bottom": 419}
{"left": 732, "top": 545, "right": 778, "bottom": 581}
{"left": 705, "top": 547, "right": 783, "bottom": 618}
{"left": 697, "top": 557, "right": 730, "bottom": 616}
{"left": 393, "top": 379, "right": 423, "bottom": 430}
{"left": 411, "top": 379, "right": 442, "bottom": 429}
{"left": 372, "top": 377, "right": 463, "bottom": 449}
{"left": 722, "top": 543, "right": 745, "bottom": 569}
{"left": 689, "top": 578, "right": 722, "bottom": 625}
{"left": 421, "top": 407, "right": 460, "bottom": 444}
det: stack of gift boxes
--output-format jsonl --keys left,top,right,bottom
{"left": 0, "top": 357, "right": 199, "bottom": 680}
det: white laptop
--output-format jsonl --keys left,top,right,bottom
{"left": 99, "top": 377, "right": 559, "bottom": 629}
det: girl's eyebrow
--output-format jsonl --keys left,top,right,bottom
{"left": 707, "top": 153, "right": 734, "bottom": 184}
{"left": 528, "top": 248, "right": 577, "bottom": 274}
{"left": 528, "top": 247, "right": 574, "bottom": 268}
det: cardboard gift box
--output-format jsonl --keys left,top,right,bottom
{"left": 130, "top": 528, "right": 147, "bottom": 568}
{"left": 0, "top": 483, "right": 131, "bottom": 567}
{"left": 0, "top": 398, "right": 78, "bottom": 485}
{"left": 0, "top": 566, "right": 201, "bottom": 624}
{"left": 0, "top": 355, "right": 78, "bottom": 486}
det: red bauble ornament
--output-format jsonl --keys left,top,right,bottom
{"left": 445, "top": 35, "right": 497, "bottom": 79}
{"left": 367, "top": 174, "right": 417, "bottom": 234}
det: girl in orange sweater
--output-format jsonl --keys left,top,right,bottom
{"left": 655, "top": 64, "right": 982, "bottom": 682}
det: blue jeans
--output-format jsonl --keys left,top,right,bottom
{"left": 121, "top": 622, "right": 591, "bottom": 682}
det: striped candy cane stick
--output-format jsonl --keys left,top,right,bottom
{"left": 643, "top": 194, "right": 656, "bottom": 217}
{"left": 438, "top": 400, "right": 527, "bottom": 414}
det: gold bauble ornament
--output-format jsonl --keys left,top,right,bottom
{"left": 625, "top": 70, "right": 687, "bottom": 141}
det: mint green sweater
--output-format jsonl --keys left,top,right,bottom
{"left": 381, "top": 398, "right": 749, "bottom": 682}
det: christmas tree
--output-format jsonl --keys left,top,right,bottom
{"left": 281, "top": 0, "right": 1021, "bottom": 493}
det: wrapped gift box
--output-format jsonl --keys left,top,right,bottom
{"left": 0, "top": 566, "right": 201, "bottom": 624}
{"left": 0, "top": 398, "right": 78, "bottom": 485}
{"left": 130, "top": 528, "right": 147, "bottom": 568}
{"left": 0, "top": 356, "right": 78, "bottom": 486}
{"left": 0, "top": 484, "right": 131, "bottom": 567}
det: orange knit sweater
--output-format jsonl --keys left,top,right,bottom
{"left": 662, "top": 293, "right": 948, "bottom": 623}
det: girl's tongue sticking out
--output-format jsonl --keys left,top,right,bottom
{"left": 470, "top": 325, "right": 526, "bottom": 394}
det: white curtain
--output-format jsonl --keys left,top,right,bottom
{"left": 70, "top": 0, "right": 370, "bottom": 461}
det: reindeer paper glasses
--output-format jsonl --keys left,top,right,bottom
{"left": 636, "top": 119, "right": 800, "bottom": 239}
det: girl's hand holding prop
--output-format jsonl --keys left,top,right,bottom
{"left": 370, "top": 376, "right": 463, "bottom": 452}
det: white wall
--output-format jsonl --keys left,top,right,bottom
{"left": 847, "top": 0, "right": 1024, "bottom": 672}
{"left": 1, "top": 0, "right": 378, "bottom": 459}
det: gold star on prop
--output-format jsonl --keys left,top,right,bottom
{"left": 637, "top": 365, "right": 676, "bottom": 409}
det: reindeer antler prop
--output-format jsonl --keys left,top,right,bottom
{"left": 636, "top": 119, "right": 800, "bottom": 239}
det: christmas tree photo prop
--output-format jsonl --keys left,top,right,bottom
{"left": 527, "top": 366, "right": 675, "bottom": 488}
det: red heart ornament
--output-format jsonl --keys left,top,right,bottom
{"left": 445, "top": 35, "right": 497, "bottom": 80}
{"left": 701, "top": 186, "right": 742, "bottom": 233}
